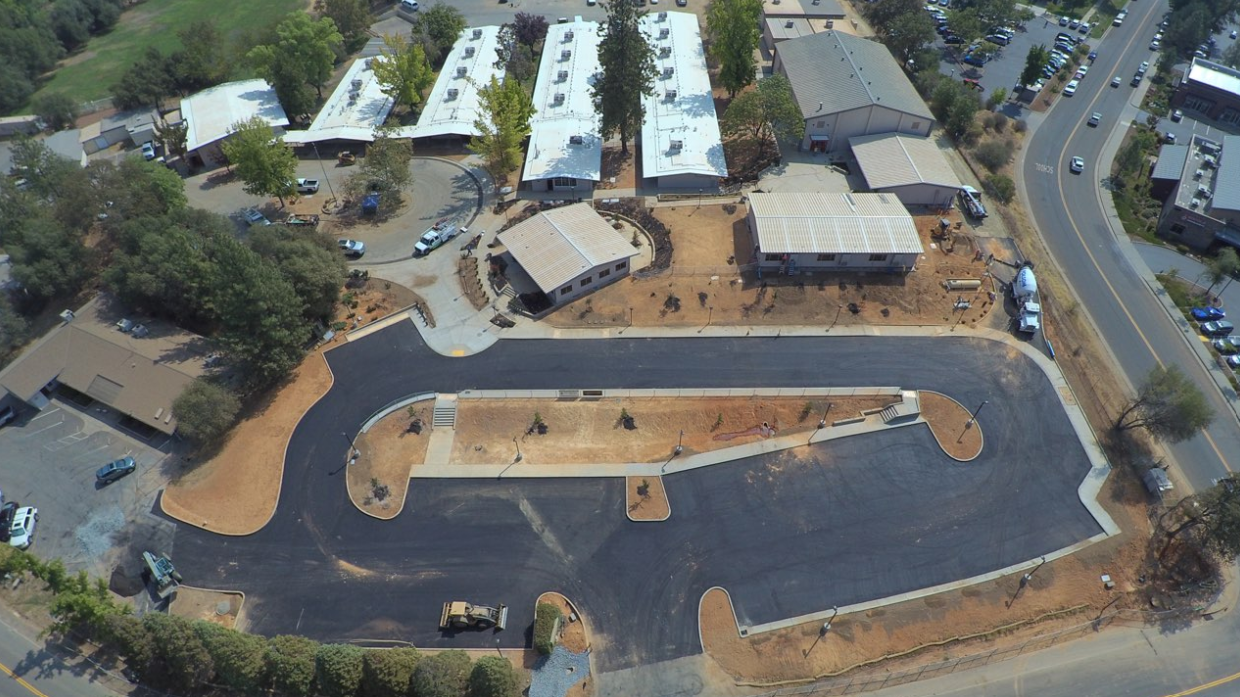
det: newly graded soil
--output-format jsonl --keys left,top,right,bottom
{"left": 626, "top": 476, "right": 670, "bottom": 521}
{"left": 162, "top": 278, "right": 417, "bottom": 534}
{"left": 551, "top": 205, "right": 995, "bottom": 329}
{"left": 347, "top": 404, "right": 432, "bottom": 518}
{"left": 539, "top": 591, "right": 590, "bottom": 653}
{"left": 450, "top": 396, "right": 894, "bottom": 464}
{"left": 170, "top": 587, "right": 243, "bottom": 629}
{"left": 918, "top": 391, "right": 984, "bottom": 460}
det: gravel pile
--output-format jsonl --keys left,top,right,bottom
{"left": 528, "top": 646, "right": 591, "bottom": 697}
{"left": 75, "top": 505, "right": 126, "bottom": 563}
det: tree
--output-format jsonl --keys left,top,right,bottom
{"left": 945, "top": 7, "right": 985, "bottom": 43}
{"left": 468, "top": 75, "right": 535, "bottom": 184}
{"left": 984, "top": 173, "right": 1015, "bottom": 203}
{"left": 347, "top": 132, "right": 414, "bottom": 204}
{"left": 316, "top": 644, "right": 366, "bottom": 697}
{"left": 707, "top": 0, "right": 763, "bottom": 97}
{"left": 32, "top": 92, "right": 78, "bottom": 132}
{"left": 317, "top": 0, "right": 374, "bottom": 50}
{"left": 221, "top": 116, "right": 298, "bottom": 206}
{"left": 1224, "top": 39, "right": 1240, "bottom": 68}
{"left": 250, "top": 226, "right": 346, "bottom": 321}
{"left": 469, "top": 656, "right": 520, "bottom": 697}
{"left": 973, "top": 139, "right": 1013, "bottom": 172}
{"left": 8, "top": 216, "right": 91, "bottom": 303}
{"left": 0, "top": 295, "right": 29, "bottom": 363}
{"left": 172, "top": 380, "right": 242, "bottom": 444}
{"left": 1204, "top": 247, "right": 1239, "bottom": 296}
{"left": 1019, "top": 45, "right": 1050, "bottom": 88}
{"left": 194, "top": 621, "right": 268, "bottom": 694}
{"left": 986, "top": 87, "right": 1008, "bottom": 110}
{"left": 720, "top": 74, "right": 805, "bottom": 160}
{"left": 105, "top": 214, "right": 219, "bottom": 327}
{"left": 410, "top": 3, "right": 467, "bottom": 65}
{"left": 10, "top": 134, "right": 79, "bottom": 198}
{"left": 1115, "top": 365, "right": 1215, "bottom": 443}
{"left": 143, "top": 613, "right": 215, "bottom": 692}
{"left": 372, "top": 34, "right": 435, "bottom": 113}
{"left": 931, "top": 80, "right": 980, "bottom": 142}
{"left": 361, "top": 648, "right": 421, "bottom": 697}
{"left": 167, "top": 21, "right": 229, "bottom": 96}
{"left": 156, "top": 118, "right": 189, "bottom": 159}
{"left": 409, "top": 650, "right": 471, "bottom": 697}
{"left": 111, "top": 47, "right": 173, "bottom": 111}
{"left": 512, "top": 12, "right": 549, "bottom": 48}
{"left": 249, "top": 13, "right": 342, "bottom": 99}
{"left": 265, "top": 635, "right": 320, "bottom": 697}
{"left": 592, "top": 0, "right": 658, "bottom": 155}
{"left": 864, "top": 0, "right": 922, "bottom": 29}
{"left": 1158, "top": 475, "right": 1240, "bottom": 565}
{"left": 882, "top": 10, "right": 935, "bottom": 63}
{"left": 46, "top": 572, "right": 128, "bottom": 635}
{"left": 103, "top": 615, "right": 156, "bottom": 680}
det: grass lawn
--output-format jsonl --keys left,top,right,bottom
{"left": 28, "top": 0, "right": 305, "bottom": 107}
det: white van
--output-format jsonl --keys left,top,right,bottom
{"left": 400, "top": 0, "right": 419, "bottom": 11}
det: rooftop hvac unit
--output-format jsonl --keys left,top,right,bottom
{"left": 351, "top": 78, "right": 363, "bottom": 89}
{"left": 472, "top": 28, "right": 483, "bottom": 39}
{"left": 666, "top": 89, "right": 678, "bottom": 101}
{"left": 660, "top": 46, "right": 671, "bottom": 57}
{"left": 786, "top": 20, "right": 794, "bottom": 27}
{"left": 565, "top": 30, "right": 575, "bottom": 41}
{"left": 659, "top": 28, "right": 670, "bottom": 38}
{"left": 554, "top": 92, "right": 565, "bottom": 105}
{"left": 561, "top": 49, "right": 572, "bottom": 60}
{"left": 456, "top": 65, "right": 468, "bottom": 77}
{"left": 662, "top": 67, "right": 674, "bottom": 78}
{"left": 365, "top": 57, "right": 376, "bottom": 69}
{"left": 558, "top": 69, "right": 569, "bottom": 81}
{"left": 569, "top": 134, "right": 584, "bottom": 145}
{"left": 447, "top": 88, "right": 460, "bottom": 100}
{"left": 658, "top": 11, "right": 667, "bottom": 19}
{"left": 670, "top": 139, "right": 683, "bottom": 151}
{"left": 464, "top": 46, "right": 475, "bottom": 57}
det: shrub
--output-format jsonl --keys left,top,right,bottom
{"left": 266, "top": 635, "right": 320, "bottom": 697}
{"left": 533, "top": 602, "right": 562, "bottom": 655}
{"left": 974, "top": 139, "right": 1015, "bottom": 173}
{"left": 410, "top": 650, "right": 471, "bottom": 697}
{"left": 172, "top": 378, "right": 241, "bottom": 444}
{"left": 985, "top": 174, "right": 1016, "bottom": 203}
{"left": 992, "top": 113, "right": 1009, "bottom": 132}
{"left": 469, "top": 656, "right": 521, "bottom": 697}
{"left": 316, "top": 644, "right": 366, "bottom": 697}
{"left": 361, "top": 648, "right": 421, "bottom": 697}
{"left": 143, "top": 613, "right": 215, "bottom": 691}
{"left": 194, "top": 621, "right": 268, "bottom": 694}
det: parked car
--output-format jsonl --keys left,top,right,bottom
{"left": 1064, "top": 79, "right": 1080, "bottom": 95}
{"left": 1131, "top": 73, "right": 1143, "bottom": 86}
{"left": 676, "top": 0, "right": 687, "bottom": 6}
{"left": 944, "top": 34, "right": 965, "bottom": 44}
{"left": 1074, "top": 65, "right": 1089, "bottom": 79}
{"left": 1088, "top": 112, "right": 1102, "bottom": 126}
{"left": 96, "top": 456, "right": 137, "bottom": 484}
{"left": 1171, "top": 109, "right": 1184, "bottom": 122}
{"left": 1231, "top": 29, "right": 1238, "bottom": 39}
{"left": 1138, "top": 61, "right": 1149, "bottom": 75}
{"left": 0, "top": 405, "right": 14, "bottom": 428}
{"left": 0, "top": 503, "right": 16, "bottom": 542}
{"left": 1069, "top": 18, "right": 1080, "bottom": 28}
{"left": 1165, "top": 132, "right": 1177, "bottom": 144}
{"left": 1213, "top": 336, "right": 1240, "bottom": 354}
{"left": 1201, "top": 320, "right": 1236, "bottom": 337}
{"left": 400, "top": 0, "right": 419, "bottom": 10}
{"left": 1078, "top": 21, "right": 1090, "bottom": 33}
{"left": 963, "top": 53, "right": 987, "bottom": 66}
{"left": 140, "top": 142, "right": 156, "bottom": 161}
{"left": 243, "top": 208, "right": 271, "bottom": 226}
{"left": 1070, "top": 156, "right": 1085, "bottom": 173}
{"left": 1112, "top": 76, "right": 1122, "bottom": 87}
{"left": 985, "top": 33, "right": 1010, "bottom": 45}
{"left": 295, "top": 178, "right": 320, "bottom": 194}
{"left": 1225, "top": 355, "right": 1240, "bottom": 370}
{"left": 9, "top": 507, "right": 37, "bottom": 549}
{"left": 1192, "top": 306, "right": 1227, "bottom": 321}
{"left": 413, "top": 220, "right": 459, "bottom": 257}
{"left": 1059, "top": 15, "right": 1070, "bottom": 25}
{"left": 338, "top": 239, "right": 366, "bottom": 258}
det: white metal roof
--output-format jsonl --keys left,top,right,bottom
{"left": 749, "top": 192, "right": 923, "bottom": 255}
{"left": 283, "top": 59, "right": 393, "bottom": 145}
{"left": 639, "top": 12, "right": 726, "bottom": 182}
{"left": 181, "top": 79, "right": 290, "bottom": 152}
{"left": 498, "top": 203, "right": 639, "bottom": 292}
{"left": 404, "top": 26, "right": 505, "bottom": 139}
{"left": 523, "top": 18, "right": 603, "bottom": 183}
{"left": 1186, "top": 58, "right": 1240, "bottom": 99}
{"left": 849, "top": 133, "right": 961, "bottom": 190}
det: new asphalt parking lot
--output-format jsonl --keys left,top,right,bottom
{"left": 169, "top": 327, "right": 1102, "bottom": 672}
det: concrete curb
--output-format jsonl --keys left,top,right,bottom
{"left": 698, "top": 586, "right": 741, "bottom": 650}
{"left": 345, "top": 309, "right": 412, "bottom": 342}
{"left": 175, "top": 586, "right": 247, "bottom": 629}
{"left": 361, "top": 392, "right": 437, "bottom": 432}
{"left": 457, "top": 387, "right": 902, "bottom": 400}
{"left": 920, "top": 390, "right": 985, "bottom": 463}
{"left": 625, "top": 475, "right": 671, "bottom": 522}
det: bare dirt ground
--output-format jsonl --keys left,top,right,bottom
{"left": 549, "top": 204, "right": 995, "bottom": 328}
{"left": 598, "top": 146, "right": 639, "bottom": 191}
{"left": 449, "top": 396, "right": 894, "bottom": 464}
{"left": 162, "top": 278, "right": 418, "bottom": 534}
{"left": 170, "top": 587, "right": 242, "bottom": 629}
{"left": 539, "top": 591, "right": 590, "bottom": 653}
{"left": 700, "top": 480, "right": 1151, "bottom": 685}
{"left": 347, "top": 404, "right": 432, "bottom": 519}
{"left": 626, "top": 476, "right": 670, "bottom": 521}
{"left": 918, "top": 391, "right": 984, "bottom": 460}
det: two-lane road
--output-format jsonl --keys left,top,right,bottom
{"left": 1021, "top": 0, "right": 1238, "bottom": 491}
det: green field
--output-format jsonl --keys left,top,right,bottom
{"left": 31, "top": 0, "right": 305, "bottom": 106}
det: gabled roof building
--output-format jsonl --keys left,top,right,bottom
{"left": 523, "top": 18, "right": 603, "bottom": 193}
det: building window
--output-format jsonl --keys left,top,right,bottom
{"left": 1169, "top": 223, "right": 1186, "bottom": 235}
{"left": 560, "top": 287, "right": 572, "bottom": 296}
{"left": 911, "top": 121, "right": 921, "bottom": 130}
{"left": 599, "top": 268, "right": 611, "bottom": 278}
{"left": 868, "top": 254, "right": 888, "bottom": 262}
{"left": 815, "top": 121, "right": 825, "bottom": 128}
{"left": 765, "top": 253, "right": 783, "bottom": 262}
{"left": 816, "top": 254, "right": 837, "bottom": 261}
{"left": 551, "top": 176, "right": 577, "bottom": 188}
{"left": 580, "top": 276, "right": 593, "bottom": 287}
{"left": 615, "top": 261, "right": 627, "bottom": 270}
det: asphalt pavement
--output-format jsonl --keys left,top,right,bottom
{"left": 1019, "top": 0, "right": 1240, "bottom": 492}
{"left": 168, "top": 328, "right": 1101, "bottom": 673}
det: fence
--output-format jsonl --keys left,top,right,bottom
{"left": 632, "top": 263, "right": 757, "bottom": 279}
{"left": 746, "top": 608, "right": 1202, "bottom": 697}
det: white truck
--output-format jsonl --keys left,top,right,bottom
{"left": 413, "top": 219, "right": 459, "bottom": 257}
{"left": 1012, "top": 263, "right": 1041, "bottom": 334}
{"left": 959, "top": 185, "right": 988, "bottom": 219}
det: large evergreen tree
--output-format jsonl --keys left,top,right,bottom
{"left": 591, "top": 0, "right": 657, "bottom": 154}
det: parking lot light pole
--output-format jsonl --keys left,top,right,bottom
{"left": 310, "top": 142, "right": 337, "bottom": 202}
{"left": 674, "top": 429, "right": 684, "bottom": 455}
{"left": 967, "top": 400, "right": 989, "bottom": 426}
{"left": 1021, "top": 556, "right": 1047, "bottom": 587}
{"left": 514, "top": 436, "right": 522, "bottom": 463}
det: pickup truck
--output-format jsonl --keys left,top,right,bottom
{"left": 296, "top": 178, "right": 320, "bottom": 194}
{"left": 284, "top": 214, "right": 320, "bottom": 227}
{"left": 413, "top": 219, "right": 459, "bottom": 257}
{"left": 958, "top": 185, "right": 988, "bottom": 219}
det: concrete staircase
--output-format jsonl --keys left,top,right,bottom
{"left": 879, "top": 391, "right": 921, "bottom": 424}
{"left": 432, "top": 395, "right": 458, "bottom": 429}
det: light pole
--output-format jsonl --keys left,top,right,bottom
{"left": 342, "top": 431, "right": 359, "bottom": 461}
{"left": 697, "top": 188, "right": 703, "bottom": 208}
{"left": 967, "top": 400, "right": 989, "bottom": 426}
{"left": 1021, "top": 556, "right": 1047, "bottom": 588}
{"left": 674, "top": 429, "right": 684, "bottom": 455}
{"left": 513, "top": 436, "right": 522, "bottom": 463}
{"left": 309, "top": 142, "right": 337, "bottom": 203}
{"left": 804, "top": 606, "right": 838, "bottom": 657}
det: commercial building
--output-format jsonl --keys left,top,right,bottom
{"left": 774, "top": 31, "right": 934, "bottom": 153}
{"left": 747, "top": 192, "right": 923, "bottom": 272}
{"left": 764, "top": 17, "right": 816, "bottom": 51}
{"left": 640, "top": 11, "right": 727, "bottom": 189}
{"left": 79, "top": 108, "right": 159, "bottom": 154}
{"left": 849, "top": 133, "right": 962, "bottom": 208}
{"left": 284, "top": 59, "right": 393, "bottom": 147}
{"left": 1154, "top": 134, "right": 1240, "bottom": 251}
{"left": 1171, "top": 58, "right": 1240, "bottom": 128}
{"left": 406, "top": 26, "right": 505, "bottom": 140}
{"left": 523, "top": 18, "right": 603, "bottom": 193}
{"left": 497, "top": 203, "right": 639, "bottom": 306}
{"left": 181, "top": 79, "right": 289, "bottom": 167}
{"left": 763, "top": 0, "right": 845, "bottom": 21}
{"left": 0, "top": 296, "right": 213, "bottom": 437}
